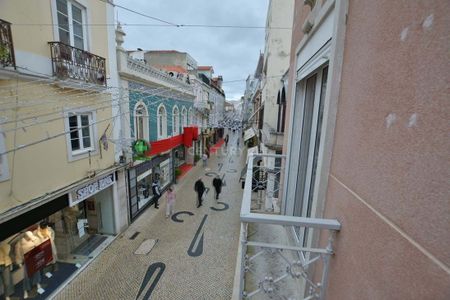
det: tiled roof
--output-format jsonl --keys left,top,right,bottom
{"left": 148, "top": 50, "right": 182, "bottom": 54}
{"left": 156, "top": 65, "right": 188, "bottom": 74}
{"left": 198, "top": 66, "right": 213, "bottom": 70}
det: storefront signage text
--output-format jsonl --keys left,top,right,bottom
{"left": 69, "top": 173, "right": 114, "bottom": 206}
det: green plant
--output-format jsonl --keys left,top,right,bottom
{"left": 194, "top": 154, "right": 200, "bottom": 162}
{"left": 0, "top": 44, "right": 10, "bottom": 62}
{"left": 175, "top": 168, "right": 182, "bottom": 177}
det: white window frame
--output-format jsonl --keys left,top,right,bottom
{"left": 188, "top": 108, "right": 193, "bottom": 125}
{"left": 51, "top": 0, "right": 89, "bottom": 50}
{"left": 181, "top": 106, "right": 188, "bottom": 130}
{"left": 172, "top": 105, "right": 180, "bottom": 136}
{"left": 64, "top": 110, "right": 97, "bottom": 161}
{"left": 134, "top": 101, "right": 149, "bottom": 140}
{"left": 157, "top": 104, "right": 167, "bottom": 140}
{"left": 287, "top": 64, "right": 329, "bottom": 246}
{"left": 0, "top": 128, "right": 10, "bottom": 182}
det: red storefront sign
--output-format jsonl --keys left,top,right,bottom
{"left": 24, "top": 239, "right": 53, "bottom": 277}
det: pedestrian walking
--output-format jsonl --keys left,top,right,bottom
{"left": 152, "top": 179, "right": 161, "bottom": 209}
{"left": 225, "top": 134, "right": 229, "bottom": 147}
{"left": 212, "top": 175, "right": 223, "bottom": 200}
{"left": 194, "top": 177, "right": 206, "bottom": 207}
{"left": 202, "top": 152, "right": 208, "bottom": 167}
{"left": 165, "top": 186, "right": 176, "bottom": 218}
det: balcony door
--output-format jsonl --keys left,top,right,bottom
{"left": 291, "top": 65, "right": 328, "bottom": 245}
{"left": 56, "top": 0, "right": 87, "bottom": 49}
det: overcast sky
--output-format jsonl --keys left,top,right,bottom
{"left": 116, "top": 0, "right": 269, "bottom": 101}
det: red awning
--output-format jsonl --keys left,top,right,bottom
{"left": 183, "top": 127, "right": 194, "bottom": 148}
{"left": 192, "top": 126, "right": 199, "bottom": 140}
{"left": 146, "top": 134, "right": 183, "bottom": 156}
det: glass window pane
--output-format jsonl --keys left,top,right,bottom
{"left": 74, "top": 36, "right": 84, "bottom": 49}
{"left": 56, "top": 0, "right": 68, "bottom": 15}
{"left": 80, "top": 115, "right": 89, "bottom": 126}
{"left": 70, "top": 126, "right": 79, "bottom": 138}
{"left": 72, "top": 5, "right": 82, "bottom": 23}
{"left": 137, "top": 117, "right": 144, "bottom": 139}
{"left": 69, "top": 115, "right": 78, "bottom": 128}
{"left": 57, "top": 13, "right": 69, "bottom": 31}
{"left": 83, "top": 136, "right": 91, "bottom": 148}
{"left": 71, "top": 138, "right": 80, "bottom": 150}
{"left": 59, "top": 28, "right": 70, "bottom": 45}
{"left": 81, "top": 126, "right": 90, "bottom": 138}
{"left": 73, "top": 22, "right": 83, "bottom": 38}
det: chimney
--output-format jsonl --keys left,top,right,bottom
{"left": 217, "top": 75, "right": 223, "bottom": 88}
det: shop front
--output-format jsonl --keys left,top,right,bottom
{"left": 173, "top": 145, "right": 186, "bottom": 169}
{"left": 0, "top": 172, "right": 119, "bottom": 299}
{"left": 128, "top": 153, "right": 172, "bottom": 221}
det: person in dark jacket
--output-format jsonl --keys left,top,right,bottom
{"left": 152, "top": 179, "right": 161, "bottom": 209}
{"left": 194, "top": 178, "right": 206, "bottom": 207}
{"left": 212, "top": 175, "right": 223, "bottom": 200}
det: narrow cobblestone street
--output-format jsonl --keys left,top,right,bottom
{"left": 56, "top": 137, "right": 244, "bottom": 300}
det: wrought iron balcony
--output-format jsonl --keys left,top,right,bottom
{"left": 49, "top": 42, "right": 106, "bottom": 86}
{"left": 234, "top": 153, "right": 341, "bottom": 299}
{"left": 0, "top": 19, "right": 15, "bottom": 69}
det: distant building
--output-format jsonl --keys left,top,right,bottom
{"left": 115, "top": 27, "right": 196, "bottom": 221}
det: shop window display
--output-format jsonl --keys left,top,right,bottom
{"left": 0, "top": 226, "right": 55, "bottom": 299}
{"left": 136, "top": 169, "right": 154, "bottom": 210}
{"left": 158, "top": 159, "right": 172, "bottom": 189}
{"left": 174, "top": 147, "right": 186, "bottom": 168}
{"left": 0, "top": 189, "right": 115, "bottom": 298}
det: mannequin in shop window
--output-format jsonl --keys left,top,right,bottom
{"left": 15, "top": 231, "right": 43, "bottom": 299}
{"left": 0, "top": 241, "right": 14, "bottom": 300}
{"left": 34, "top": 221, "right": 58, "bottom": 273}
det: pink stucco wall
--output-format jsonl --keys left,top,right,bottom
{"left": 323, "top": 0, "right": 450, "bottom": 298}
{"left": 283, "top": 0, "right": 449, "bottom": 298}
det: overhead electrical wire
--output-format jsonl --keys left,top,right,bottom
{"left": 10, "top": 23, "right": 291, "bottom": 30}
{"left": 0, "top": 63, "right": 195, "bottom": 124}
{"left": 0, "top": 84, "right": 192, "bottom": 126}
{"left": 0, "top": 87, "right": 183, "bottom": 134}
{"left": 96, "top": 0, "right": 179, "bottom": 27}
{"left": 0, "top": 88, "right": 194, "bottom": 156}
{"left": 12, "top": 0, "right": 291, "bottom": 31}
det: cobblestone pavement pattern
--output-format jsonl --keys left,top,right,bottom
{"left": 56, "top": 137, "right": 245, "bottom": 300}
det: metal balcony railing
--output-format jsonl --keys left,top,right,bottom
{"left": 126, "top": 57, "right": 194, "bottom": 93}
{"left": 49, "top": 42, "right": 106, "bottom": 86}
{"left": 235, "top": 153, "right": 341, "bottom": 299}
{"left": 0, "top": 19, "right": 15, "bottom": 68}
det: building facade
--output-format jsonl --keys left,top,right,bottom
{"left": 0, "top": 0, "right": 127, "bottom": 298}
{"left": 115, "top": 28, "right": 197, "bottom": 221}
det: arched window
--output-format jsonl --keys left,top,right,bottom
{"left": 157, "top": 104, "right": 167, "bottom": 139}
{"left": 181, "top": 107, "right": 188, "bottom": 130}
{"left": 172, "top": 106, "right": 180, "bottom": 135}
{"left": 188, "top": 108, "right": 193, "bottom": 125}
{"left": 134, "top": 101, "right": 149, "bottom": 140}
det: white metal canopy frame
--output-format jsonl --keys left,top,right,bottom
{"left": 237, "top": 153, "right": 341, "bottom": 299}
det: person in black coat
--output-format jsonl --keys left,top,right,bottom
{"left": 194, "top": 178, "right": 206, "bottom": 207}
{"left": 212, "top": 175, "right": 223, "bottom": 200}
{"left": 152, "top": 179, "right": 161, "bottom": 209}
